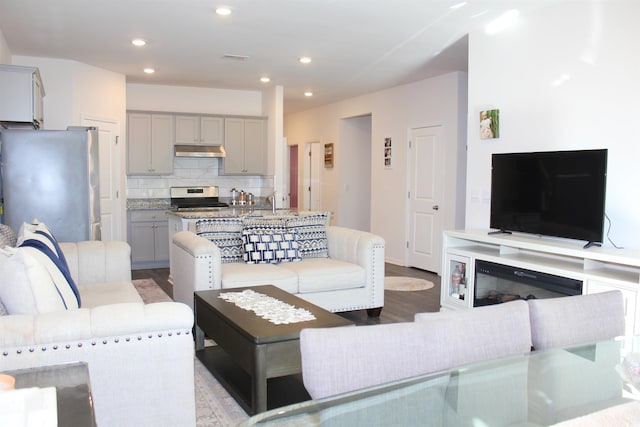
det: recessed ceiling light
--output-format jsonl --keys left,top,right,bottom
{"left": 216, "top": 6, "right": 232, "bottom": 16}
{"left": 131, "top": 38, "right": 146, "bottom": 47}
{"left": 143, "top": 68, "right": 155, "bottom": 74}
{"left": 304, "top": 91, "right": 313, "bottom": 97}
{"left": 299, "top": 57, "right": 312, "bottom": 64}
{"left": 260, "top": 76, "right": 271, "bottom": 83}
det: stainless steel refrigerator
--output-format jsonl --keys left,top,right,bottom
{"left": 0, "top": 127, "right": 100, "bottom": 242}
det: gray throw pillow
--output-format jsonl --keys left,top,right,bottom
{"left": 0, "top": 224, "right": 17, "bottom": 248}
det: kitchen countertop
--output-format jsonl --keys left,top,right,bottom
{"left": 127, "top": 198, "right": 172, "bottom": 210}
{"left": 167, "top": 207, "right": 295, "bottom": 219}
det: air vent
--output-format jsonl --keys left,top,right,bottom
{"left": 222, "top": 54, "right": 249, "bottom": 61}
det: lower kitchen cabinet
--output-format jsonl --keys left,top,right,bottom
{"left": 128, "top": 210, "right": 169, "bottom": 269}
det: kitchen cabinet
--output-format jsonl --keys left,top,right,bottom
{"left": 175, "top": 115, "right": 224, "bottom": 145}
{"left": 127, "top": 113, "right": 174, "bottom": 175}
{"left": 128, "top": 210, "right": 169, "bottom": 269}
{"left": 223, "top": 118, "right": 267, "bottom": 175}
{"left": 0, "top": 65, "right": 45, "bottom": 128}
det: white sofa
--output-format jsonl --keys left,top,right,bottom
{"left": 0, "top": 239, "right": 196, "bottom": 427}
{"left": 171, "top": 225, "right": 385, "bottom": 315}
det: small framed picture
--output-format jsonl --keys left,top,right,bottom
{"left": 480, "top": 109, "right": 500, "bottom": 139}
{"left": 384, "top": 137, "right": 392, "bottom": 168}
{"left": 324, "top": 143, "right": 334, "bottom": 168}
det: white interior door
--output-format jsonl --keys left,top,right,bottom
{"left": 408, "top": 126, "right": 443, "bottom": 273}
{"left": 82, "top": 117, "right": 122, "bottom": 241}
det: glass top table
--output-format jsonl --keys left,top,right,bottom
{"left": 5, "top": 362, "right": 96, "bottom": 427}
{"left": 239, "top": 338, "right": 640, "bottom": 426}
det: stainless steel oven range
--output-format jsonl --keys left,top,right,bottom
{"left": 170, "top": 186, "right": 229, "bottom": 211}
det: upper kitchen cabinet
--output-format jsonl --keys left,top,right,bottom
{"left": 223, "top": 118, "right": 267, "bottom": 175}
{"left": 0, "top": 65, "right": 45, "bottom": 128}
{"left": 127, "top": 112, "right": 174, "bottom": 175}
{"left": 175, "top": 115, "right": 223, "bottom": 145}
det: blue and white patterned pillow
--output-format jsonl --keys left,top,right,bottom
{"left": 195, "top": 217, "right": 245, "bottom": 263}
{"left": 242, "top": 216, "right": 289, "bottom": 234}
{"left": 285, "top": 212, "right": 330, "bottom": 259}
{"left": 242, "top": 231, "right": 301, "bottom": 264}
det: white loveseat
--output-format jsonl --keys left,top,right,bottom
{"left": 171, "top": 218, "right": 385, "bottom": 316}
{"left": 0, "top": 229, "right": 196, "bottom": 426}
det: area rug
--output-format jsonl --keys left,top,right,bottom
{"left": 132, "top": 279, "right": 250, "bottom": 426}
{"left": 132, "top": 278, "right": 172, "bottom": 303}
{"left": 384, "top": 276, "right": 434, "bottom": 291}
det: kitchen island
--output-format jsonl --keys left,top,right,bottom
{"left": 167, "top": 207, "right": 297, "bottom": 260}
{"left": 127, "top": 197, "right": 292, "bottom": 269}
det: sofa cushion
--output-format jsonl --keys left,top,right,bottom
{"left": 195, "top": 217, "right": 244, "bottom": 263}
{"left": 242, "top": 230, "right": 301, "bottom": 264}
{"left": 220, "top": 263, "right": 299, "bottom": 293}
{"left": 285, "top": 212, "right": 330, "bottom": 259}
{"left": 0, "top": 245, "right": 80, "bottom": 314}
{"left": 78, "top": 281, "right": 144, "bottom": 308}
{"left": 280, "top": 258, "right": 366, "bottom": 293}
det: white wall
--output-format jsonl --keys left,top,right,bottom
{"left": 126, "top": 83, "right": 263, "bottom": 116}
{"left": 285, "top": 72, "right": 467, "bottom": 265}
{"left": 466, "top": 1, "right": 640, "bottom": 249}
{"left": 339, "top": 115, "right": 371, "bottom": 231}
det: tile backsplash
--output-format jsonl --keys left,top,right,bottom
{"left": 126, "top": 157, "right": 274, "bottom": 200}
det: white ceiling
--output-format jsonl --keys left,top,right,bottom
{"left": 0, "top": 0, "right": 549, "bottom": 114}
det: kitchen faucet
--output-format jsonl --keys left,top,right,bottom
{"left": 268, "top": 191, "right": 276, "bottom": 213}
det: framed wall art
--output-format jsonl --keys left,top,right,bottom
{"left": 384, "top": 137, "right": 392, "bottom": 168}
{"left": 324, "top": 143, "right": 334, "bottom": 168}
{"left": 480, "top": 109, "right": 500, "bottom": 139}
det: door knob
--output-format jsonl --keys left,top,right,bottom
{"left": 433, "top": 205, "right": 439, "bottom": 211}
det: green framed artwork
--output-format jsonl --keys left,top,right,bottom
{"left": 480, "top": 109, "right": 500, "bottom": 139}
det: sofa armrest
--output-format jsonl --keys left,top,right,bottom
{"left": 0, "top": 302, "right": 195, "bottom": 426}
{"left": 60, "top": 240, "right": 132, "bottom": 286}
{"left": 171, "top": 231, "right": 222, "bottom": 310}
{"left": 326, "top": 226, "right": 385, "bottom": 308}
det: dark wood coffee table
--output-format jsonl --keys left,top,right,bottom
{"left": 194, "top": 285, "right": 354, "bottom": 415}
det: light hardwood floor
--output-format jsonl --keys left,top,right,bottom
{"left": 132, "top": 263, "right": 442, "bottom": 325}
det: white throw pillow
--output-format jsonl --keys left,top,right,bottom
{"left": 17, "top": 220, "right": 81, "bottom": 307}
{"left": 0, "top": 246, "right": 78, "bottom": 314}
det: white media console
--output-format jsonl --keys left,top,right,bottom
{"left": 441, "top": 229, "right": 640, "bottom": 341}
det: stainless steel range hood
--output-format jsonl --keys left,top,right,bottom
{"left": 174, "top": 144, "right": 226, "bottom": 158}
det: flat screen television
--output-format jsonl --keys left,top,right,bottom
{"left": 490, "top": 149, "right": 607, "bottom": 247}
